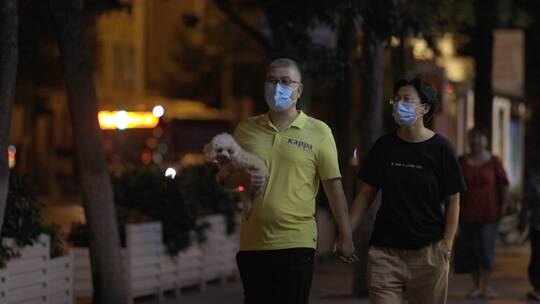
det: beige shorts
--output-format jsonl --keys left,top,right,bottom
{"left": 367, "top": 241, "right": 451, "bottom": 304}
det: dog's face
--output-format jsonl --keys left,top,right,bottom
{"left": 204, "top": 133, "right": 240, "bottom": 164}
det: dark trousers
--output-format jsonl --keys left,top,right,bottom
{"left": 236, "top": 248, "right": 315, "bottom": 304}
{"left": 529, "top": 229, "right": 540, "bottom": 291}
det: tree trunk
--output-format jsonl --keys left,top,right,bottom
{"left": 49, "top": 1, "right": 127, "bottom": 303}
{"left": 524, "top": 18, "right": 540, "bottom": 183}
{"left": 335, "top": 12, "right": 355, "bottom": 200}
{"left": 473, "top": 0, "right": 496, "bottom": 134}
{"left": 0, "top": 0, "right": 17, "bottom": 232}
{"left": 352, "top": 22, "right": 385, "bottom": 298}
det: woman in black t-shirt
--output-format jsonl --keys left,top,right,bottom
{"left": 350, "top": 78, "right": 466, "bottom": 304}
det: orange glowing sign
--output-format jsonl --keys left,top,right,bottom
{"left": 8, "top": 145, "right": 15, "bottom": 169}
{"left": 98, "top": 111, "right": 159, "bottom": 130}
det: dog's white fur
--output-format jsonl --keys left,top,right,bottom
{"left": 204, "top": 133, "right": 268, "bottom": 219}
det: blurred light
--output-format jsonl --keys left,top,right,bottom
{"left": 8, "top": 145, "right": 16, "bottom": 169}
{"left": 237, "top": 185, "right": 245, "bottom": 192}
{"left": 98, "top": 111, "right": 159, "bottom": 130}
{"left": 141, "top": 151, "right": 152, "bottom": 164}
{"left": 350, "top": 147, "right": 360, "bottom": 167}
{"left": 447, "top": 84, "right": 455, "bottom": 94}
{"left": 439, "top": 35, "right": 455, "bottom": 57}
{"left": 157, "top": 143, "right": 168, "bottom": 154}
{"left": 165, "top": 167, "right": 176, "bottom": 179}
{"left": 152, "top": 126, "right": 163, "bottom": 138}
{"left": 152, "top": 153, "right": 163, "bottom": 164}
{"left": 180, "top": 153, "right": 205, "bottom": 166}
{"left": 152, "top": 105, "right": 165, "bottom": 118}
{"left": 146, "top": 137, "right": 158, "bottom": 149}
{"left": 410, "top": 38, "right": 434, "bottom": 60}
{"left": 116, "top": 111, "right": 129, "bottom": 130}
{"left": 390, "top": 36, "right": 401, "bottom": 48}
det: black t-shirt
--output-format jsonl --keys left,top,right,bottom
{"left": 358, "top": 133, "right": 466, "bottom": 249}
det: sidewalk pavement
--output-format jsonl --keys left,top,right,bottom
{"left": 41, "top": 202, "right": 534, "bottom": 304}
{"left": 142, "top": 245, "right": 534, "bottom": 304}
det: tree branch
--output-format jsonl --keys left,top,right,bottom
{"left": 214, "top": 0, "right": 272, "bottom": 53}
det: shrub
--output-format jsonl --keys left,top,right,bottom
{"left": 0, "top": 174, "right": 64, "bottom": 267}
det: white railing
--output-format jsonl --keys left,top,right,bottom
{"left": 73, "top": 214, "right": 239, "bottom": 302}
{"left": 0, "top": 234, "right": 74, "bottom": 304}
{"left": 199, "top": 214, "right": 238, "bottom": 283}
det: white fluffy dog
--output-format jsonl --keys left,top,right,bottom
{"left": 203, "top": 133, "right": 268, "bottom": 220}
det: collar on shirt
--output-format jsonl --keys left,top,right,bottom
{"left": 256, "top": 111, "right": 308, "bottom": 130}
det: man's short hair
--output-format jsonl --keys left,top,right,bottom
{"left": 267, "top": 58, "right": 302, "bottom": 82}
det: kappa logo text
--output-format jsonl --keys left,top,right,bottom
{"left": 287, "top": 138, "right": 313, "bottom": 151}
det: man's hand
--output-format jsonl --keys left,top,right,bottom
{"left": 333, "top": 233, "right": 358, "bottom": 264}
{"left": 217, "top": 167, "right": 249, "bottom": 190}
{"left": 247, "top": 167, "right": 267, "bottom": 193}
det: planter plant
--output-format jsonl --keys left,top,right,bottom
{"left": 0, "top": 174, "right": 64, "bottom": 267}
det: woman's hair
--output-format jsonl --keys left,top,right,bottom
{"left": 394, "top": 77, "right": 439, "bottom": 123}
{"left": 468, "top": 125, "right": 490, "bottom": 139}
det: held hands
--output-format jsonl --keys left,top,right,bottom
{"left": 333, "top": 233, "right": 359, "bottom": 264}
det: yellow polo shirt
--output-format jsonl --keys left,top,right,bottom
{"left": 233, "top": 111, "right": 341, "bottom": 251}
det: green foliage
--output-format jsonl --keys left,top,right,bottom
{"left": 67, "top": 222, "right": 90, "bottom": 248}
{"left": 68, "top": 164, "right": 239, "bottom": 257}
{"left": 40, "top": 224, "right": 64, "bottom": 258}
{"left": 427, "top": 0, "right": 533, "bottom": 56}
{"left": 67, "top": 220, "right": 126, "bottom": 249}
{"left": 113, "top": 164, "right": 204, "bottom": 256}
{"left": 179, "top": 164, "right": 240, "bottom": 235}
{"left": 1, "top": 175, "right": 43, "bottom": 247}
{"left": 0, "top": 174, "right": 64, "bottom": 268}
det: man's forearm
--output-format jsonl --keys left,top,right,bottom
{"left": 322, "top": 179, "right": 352, "bottom": 237}
{"left": 444, "top": 193, "right": 460, "bottom": 247}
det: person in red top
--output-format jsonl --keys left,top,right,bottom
{"left": 458, "top": 126, "right": 511, "bottom": 299}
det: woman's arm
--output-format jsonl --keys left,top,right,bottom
{"left": 444, "top": 193, "right": 460, "bottom": 249}
{"left": 349, "top": 183, "right": 379, "bottom": 232}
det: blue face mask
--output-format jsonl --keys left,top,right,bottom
{"left": 393, "top": 101, "right": 423, "bottom": 126}
{"left": 265, "top": 83, "right": 296, "bottom": 112}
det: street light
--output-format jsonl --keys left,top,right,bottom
{"left": 152, "top": 105, "right": 165, "bottom": 118}
{"left": 165, "top": 167, "right": 176, "bottom": 179}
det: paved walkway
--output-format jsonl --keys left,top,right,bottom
{"left": 42, "top": 202, "right": 535, "bottom": 304}
{"left": 136, "top": 244, "right": 535, "bottom": 304}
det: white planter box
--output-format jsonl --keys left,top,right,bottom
{"left": 199, "top": 214, "right": 239, "bottom": 282}
{"left": 73, "top": 221, "right": 210, "bottom": 301}
{"left": 72, "top": 247, "right": 92, "bottom": 298}
{"left": 125, "top": 222, "right": 163, "bottom": 302}
{"left": 0, "top": 234, "right": 74, "bottom": 304}
{"left": 47, "top": 254, "right": 74, "bottom": 304}
{"left": 72, "top": 215, "right": 240, "bottom": 301}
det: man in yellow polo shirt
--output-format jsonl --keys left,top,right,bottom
{"left": 220, "top": 58, "right": 356, "bottom": 304}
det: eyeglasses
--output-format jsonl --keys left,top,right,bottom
{"left": 389, "top": 95, "right": 420, "bottom": 104}
{"left": 265, "top": 77, "right": 301, "bottom": 86}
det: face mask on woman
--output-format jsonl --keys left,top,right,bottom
{"left": 392, "top": 101, "right": 426, "bottom": 126}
